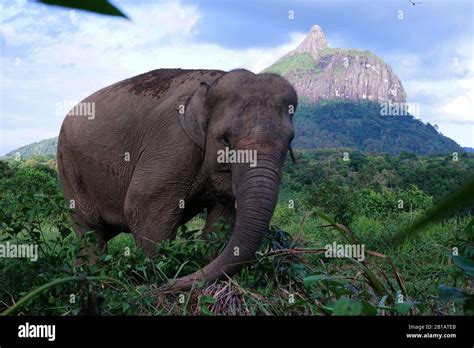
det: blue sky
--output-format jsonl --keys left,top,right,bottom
{"left": 0, "top": 0, "right": 473, "bottom": 154}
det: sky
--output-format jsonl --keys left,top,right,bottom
{"left": 0, "top": 0, "right": 473, "bottom": 155}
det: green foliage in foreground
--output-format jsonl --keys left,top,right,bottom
{"left": 0, "top": 153, "right": 473, "bottom": 315}
{"left": 38, "top": 0, "right": 129, "bottom": 19}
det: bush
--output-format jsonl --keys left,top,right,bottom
{"left": 272, "top": 203, "right": 296, "bottom": 226}
{"left": 348, "top": 185, "right": 432, "bottom": 219}
{"left": 308, "top": 178, "right": 354, "bottom": 223}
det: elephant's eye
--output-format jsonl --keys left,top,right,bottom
{"left": 219, "top": 135, "right": 230, "bottom": 147}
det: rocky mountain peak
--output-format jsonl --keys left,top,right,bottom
{"left": 263, "top": 25, "right": 407, "bottom": 104}
{"left": 287, "top": 25, "right": 328, "bottom": 61}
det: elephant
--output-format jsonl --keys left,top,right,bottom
{"left": 57, "top": 68, "right": 297, "bottom": 290}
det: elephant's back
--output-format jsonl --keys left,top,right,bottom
{"left": 109, "top": 68, "right": 197, "bottom": 99}
{"left": 106, "top": 68, "right": 224, "bottom": 102}
{"left": 59, "top": 69, "right": 222, "bottom": 145}
{"left": 61, "top": 68, "right": 224, "bottom": 136}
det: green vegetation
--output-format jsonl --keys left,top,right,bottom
{"left": 0, "top": 151, "right": 472, "bottom": 316}
{"left": 293, "top": 100, "right": 463, "bottom": 155}
{"left": 262, "top": 53, "right": 316, "bottom": 75}
{"left": 319, "top": 47, "right": 384, "bottom": 64}
{"left": 262, "top": 48, "right": 385, "bottom": 77}
{"left": 2, "top": 137, "right": 57, "bottom": 160}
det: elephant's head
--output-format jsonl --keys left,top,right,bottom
{"left": 174, "top": 69, "right": 297, "bottom": 289}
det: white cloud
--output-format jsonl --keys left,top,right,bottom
{"left": 392, "top": 38, "right": 474, "bottom": 146}
{"left": 0, "top": 0, "right": 27, "bottom": 22}
{"left": 402, "top": 74, "right": 474, "bottom": 146}
{"left": 386, "top": 53, "right": 422, "bottom": 79}
{"left": 404, "top": 72, "right": 473, "bottom": 125}
{"left": 438, "top": 78, "right": 474, "bottom": 124}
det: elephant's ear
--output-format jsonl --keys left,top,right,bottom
{"left": 177, "top": 82, "right": 210, "bottom": 150}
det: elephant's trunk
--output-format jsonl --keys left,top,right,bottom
{"left": 170, "top": 148, "right": 284, "bottom": 290}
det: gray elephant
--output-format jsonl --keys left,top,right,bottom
{"left": 57, "top": 68, "right": 297, "bottom": 290}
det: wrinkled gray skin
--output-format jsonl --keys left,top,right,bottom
{"left": 57, "top": 68, "right": 297, "bottom": 290}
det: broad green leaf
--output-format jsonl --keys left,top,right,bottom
{"left": 361, "top": 301, "right": 378, "bottom": 315}
{"left": 394, "top": 302, "right": 411, "bottom": 315}
{"left": 302, "top": 274, "right": 331, "bottom": 287}
{"left": 437, "top": 285, "right": 467, "bottom": 301}
{"left": 333, "top": 297, "right": 362, "bottom": 315}
{"left": 452, "top": 255, "right": 474, "bottom": 276}
{"left": 199, "top": 296, "right": 216, "bottom": 316}
{"left": 38, "top": 0, "right": 129, "bottom": 19}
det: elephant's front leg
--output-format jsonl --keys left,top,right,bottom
{"left": 124, "top": 190, "right": 184, "bottom": 256}
{"left": 203, "top": 202, "right": 236, "bottom": 235}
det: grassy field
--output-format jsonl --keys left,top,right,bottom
{"left": 0, "top": 203, "right": 471, "bottom": 316}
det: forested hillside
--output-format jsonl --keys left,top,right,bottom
{"left": 3, "top": 137, "right": 57, "bottom": 159}
{"left": 293, "top": 100, "right": 463, "bottom": 155}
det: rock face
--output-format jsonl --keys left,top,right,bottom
{"left": 263, "top": 26, "right": 407, "bottom": 104}
{"left": 285, "top": 25, "right": 329, "bottom": 61}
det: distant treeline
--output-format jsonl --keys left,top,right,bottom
{"left": 279, "top": 149, "right": 474, "bottom": 223}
